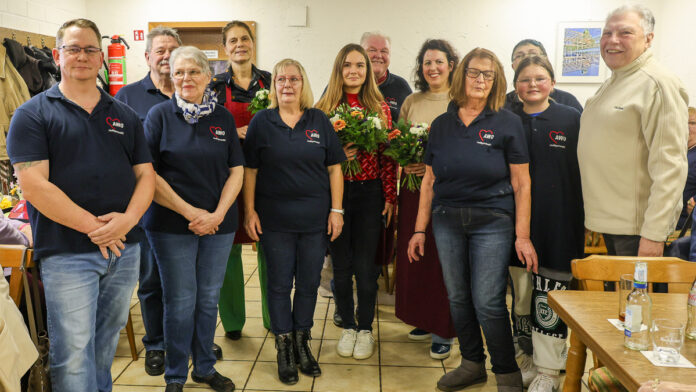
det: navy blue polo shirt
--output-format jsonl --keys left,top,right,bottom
{"left": 6, "top": 85, "right": 152, "bottom": 259}
{"left": 143, "top": 98, "right": 244, "bottom": 234}
{"left": 379, "top": 71, "right": 412, "bottom": 121}
{"left": 425, "top": 103, "right": 529, "bottom": 213}
{"left": 114, "top": 72, "right": 170, "bottom": 122}
{"left": 244, "top": 108, "right": 346, "bottom": 233}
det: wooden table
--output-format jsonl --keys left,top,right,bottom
{"left": 548, "top": 290, "right": 696, "bottom": 392}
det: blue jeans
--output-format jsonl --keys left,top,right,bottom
{"left": 40, "top": 244, "right": 140, "bottom": 392}
{"left": 137, "top": 236, "right": 164, "bottom": 351}
{"left": 260, "top": 230, "right": 327, "bottom": 335}
{"left": 431, "top": 205, "right": 518, "bottom": 374}
{"left": 147, "top": 231, "right": 235, "bottom": 384}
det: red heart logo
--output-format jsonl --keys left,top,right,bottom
{"left": 549, "top": 131, "right": 565, "bottom": 144}
{"left": 479, "top": 129, "right": 493, "bottom": 142}
{"left": 106, "top": 117, "right": 121, "bottom": 129}
{"left": 306, "top": 129, "right": 317, "bottom": 139}
{"left": 210, "top": 126, "right": 223, "bottom": 137}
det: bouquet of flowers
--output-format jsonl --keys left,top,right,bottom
{"left": 383, "top": 119, "right": 429, "bottom": 191}
{"left": 329, "top": 103, "right": 387, "bottom": 176}
{"left": 247, "top": 88, "right": 270, "bottom": 115}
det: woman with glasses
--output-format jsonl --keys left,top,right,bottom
{"left": 143, "top": 46, "right": 243, "bottom": 392}
{"left": 509, "top": 56, "right": 583, "bottom": 392}
{"left": 407, "top": 48, "right": 537, "bottom": 392}
{"left": 210, "top": 20, "right": 272, "bottom": 341}
{"left": 315, "top": 43, "right": 396, "bottom": 361}
{"left": 243, "top": 58, "right": 345, "bottom": 385}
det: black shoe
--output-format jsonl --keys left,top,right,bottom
{"left": 212, "top": 343, "right": 223, "bottom": 360}
{"left": 275, "top": 333, "right": 299, "bottom": 385}
{"left": 225, "top": 330, "right": 242, "bottom": 340}
{"left": 164, "top": 383, "right": 183, "bottom": 392}
{"left": 294, "top": 330, "right": 321, "bottom": 376}
{"left": 333, "top": 309, "right": 343, "bottom": 328}
{"left": 191, "top": 371, "right": 235, "bottom": 392}
{"left": 145, "top": 350, "right": 165, "bottom": 376}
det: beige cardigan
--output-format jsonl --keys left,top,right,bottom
{"left": 578, "top": 50, "right": 689, "bottom": 241}
{"left": 0, "top": 263, "right": 38, "bottom": 392}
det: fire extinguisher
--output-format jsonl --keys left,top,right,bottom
{"left": 102, "top": 35, "right": 130, "bottom": 96}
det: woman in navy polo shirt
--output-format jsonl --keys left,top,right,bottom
{"left": 210, "top": 20, "right": 272, "bottom": 339}
{"left": 407, "top": 48, "right": 537, "bottom": 392}
{"left": 243, "top": 58, "right": 345, "bottom": 384}
{"left": 510, "top": 56, "right": 583, "bottom": 392}
{"left": 315, "top": 43, "right": 396, "bottom": 361}
{"left": 143, "top": 46, "right": 243, "bottom": 392}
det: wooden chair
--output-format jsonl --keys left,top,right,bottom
{"left": 563, "top": 255, "right": 696, "bottom": 392}
{"left": 1, "top": 244, "right": 139, "bottom": 361}
{"left": 584, "top": 230, "right": 608, "bottom": 255}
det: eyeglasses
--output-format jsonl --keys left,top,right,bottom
{"left": 172, "top": 69, "right": 205, "bottom": 79}
{"left": 516, "top": 77, "right": 550, "bottom": 86}
{"left": 59, "top": 45, "right": 101, "bottom": 56}
{"left": 465, "top": 68, "right": 495, "bottom": 81}
{"left": 275, "top": 76, "right": 302, "bottom": 86}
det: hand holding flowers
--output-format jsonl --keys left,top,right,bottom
{"left": 329, "top": 103, "right": 387, "bottom": 176}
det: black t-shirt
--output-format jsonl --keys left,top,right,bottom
{"left": 425, "top": 103, "right": 529, "bottom": 213}
{"left": 512, "top": 101, "right": 584, "bottom": 271}
{"left": 244, "top": 108, "right": 346, "bottom": 232}
{"left": 505, "top": 88, "right": 583, "bottom": 113}
{"left": 7, "top": 85, "right": 152, "bottom": 259}
{"left": 143, "top": 99, "right": 245, "bottom": 234}
{"left": 379, "top": 71, "right": 412, "bottom": 121}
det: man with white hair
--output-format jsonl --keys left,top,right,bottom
{"left": 579, "top": 5, "right": 688, "bottom": 258}
{"left": 360, "top": 31, "right": 412, "bottom": 121}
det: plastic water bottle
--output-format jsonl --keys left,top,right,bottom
{"left": 687, "top": 277, "right": 696, "bottom": 340}
{"left": 624, "top": 261, "right": 652, "bottom": 350}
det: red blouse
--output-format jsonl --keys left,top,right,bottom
{"left": 344, "top": 93, "right": 397, "bottom": 204}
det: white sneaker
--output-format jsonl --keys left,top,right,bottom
{"left": 337, "top": 329, "right": 357, "bottom": 357}
{"left": 527, "top": 372, "right": 560, "bottom": 392}
{"left": 353, "top": 330, "right": 375, "bottom": 360}
{"left": 515, "top": 352, "right": 537, "bottom": 387}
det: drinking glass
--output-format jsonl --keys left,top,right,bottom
{"left": 618, "top": 274, "right": 633, "bottom": 324}
{"left": 651, "top": 319, "right": 685, "bottom": 364}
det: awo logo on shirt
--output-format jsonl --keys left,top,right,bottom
{"left": 305, "top": 129, "right": 320, "bottom": 144}
{"left": 385, "top": 97, "right": 397, "bottom": 109}
{"left": 210, "top": 126, "right": 226, "bottom": 142}
{"left": 477, "top": 129, "right": 495, "bottom": 146}
{"left": 106, "top": 117, "right": 125, "bottom": 135}
{"left": 548, "top": 131, "right": 566, "bottom": 149}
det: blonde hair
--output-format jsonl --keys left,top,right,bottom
{"left": 268, "top": 59, "right": 314, "bottom": 111}
{"left": 315, "top": 44, "right": 387, "bottom": 124}
{"left": 450, "top": 48, "right": 507, "bottom": 112}
{"left": 689, "top": 107, "right": 696, "bottom": 117}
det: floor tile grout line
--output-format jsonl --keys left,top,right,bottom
{"left": 376, "top": 302, "right": 383, "bottom": 392}
{"left": 111, "top": 357, "right": 134, "bottom": 384}
{"left": 241, "top": 327, "right": 270, "bottom": 391}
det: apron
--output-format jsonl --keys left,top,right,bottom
{"left": 224, "top": 78, "right": 265, "bottom": 244}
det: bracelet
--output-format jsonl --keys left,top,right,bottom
{"left": 330, "top": 208, "right": 344, "bottom": 215}
{"left": 413, "top": 231, "right": 426, "bottom": 235}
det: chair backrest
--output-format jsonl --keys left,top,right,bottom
{"left": 571, "top": 255, "right": 696, "bottom": 293}
{"left": 584, "top": 230, "right": 608, "bottom": 255}
{"left": 0, "top": 244, "right": 34, "bottom": 306}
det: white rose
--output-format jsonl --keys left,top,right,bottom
{"left": 371, "top": 117, "right": 382, "bottom": 129}
{"left": 409, "top": 127, "right": 420, "bottom": 135}
{"left": 256, "top": 89, "right": 268, "bottom": 99}
{"left": 330, "top": 114, "right": 341, "bottom": 124}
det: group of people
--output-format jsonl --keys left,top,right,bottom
{"left": 4, "top": 3, "right": 693, "bottom": 392}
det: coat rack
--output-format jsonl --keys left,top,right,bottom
{"left": 0, "top": 27, "right": 56, "bottom": 49}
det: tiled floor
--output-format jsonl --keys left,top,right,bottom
{"left": 112, "top": 245, "right": 592, "bottom": 391}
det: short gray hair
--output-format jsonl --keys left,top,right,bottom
{"left": 607, "top": 5, "right": 655, "bottom": 34}
{"left": 360, "top": 31, "right": 391, "bottom": 47}
{"left": 169, "top": 46, "right": 211, "bottom": 77}
{"left": 146, "top": 26, "right": 182, "bottom": 53}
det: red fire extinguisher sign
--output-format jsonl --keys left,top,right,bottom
{"left": 134, "top": 30, "right": 144, "bottom": 41}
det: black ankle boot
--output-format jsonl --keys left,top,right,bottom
{"left": 294, "top": 330, "right": 321, "bottom": 376}
{"left": 275, "top": 333, "right": 299, "bottom": 385}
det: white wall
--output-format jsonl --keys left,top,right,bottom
{"left": 0, "top": 0, "right": 85, "bottom": 37}
{"left": 4, "top": 0, "right": 696, "bottom": 107}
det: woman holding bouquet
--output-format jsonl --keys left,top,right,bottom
{"left": 210, "top": 20, "right": 272, "bottom": 340}
{"left": 394, "top": 39, "right": 459, "bottom": 360}
{"left": 316, "top": 43, "right": 396, "bottom": 360}
{"left": 408, "top": 48, "right": 536, "bottom": 392}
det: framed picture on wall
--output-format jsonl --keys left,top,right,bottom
{"left": 555, "top": 22, "right": 608, "bottom": 83}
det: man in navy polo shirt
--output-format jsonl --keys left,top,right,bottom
{"left": 7, "top": 19, "right": 155, "bottom": 392}
{"left": 114, "top": 26, "right": 185, "bottom": 376}
{"left": 360, "top": 31, "right": 412, "bottom": 120}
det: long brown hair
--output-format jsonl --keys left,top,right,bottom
{"left": 450, "top": 48, "right": 507, "bottom": 112}
{"left": 315, "top": 44, "right": 386, "bottom": 124}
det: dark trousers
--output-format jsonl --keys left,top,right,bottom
{"left": 260, "top": 230, "right": 328, "bottom": 335}
{"left": 329, "top": 179, "right": 383, "bottom": 331}
{"left": 137, "top": 236, "right": 164, "bottom": 351}
{"left": 602, "top": 234, "right": 667, "bottom": 292}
